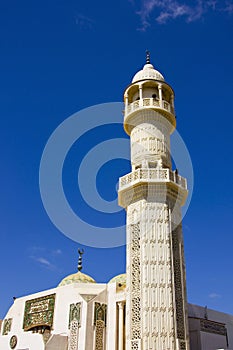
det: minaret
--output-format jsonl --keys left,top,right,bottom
{"left": 118, "top": 53, "right": 190, "bottom": 350}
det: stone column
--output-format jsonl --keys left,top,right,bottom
{"left": 158, "top": 83, "right": 163, "bottom": 107}
{"left": 171, "top": 93, "right": 174, "bottom": 113}
{"left": 118, "top": 302, "right": 124, "bottom": 350}
{"left": 125, "top": 94, "right": 128, "bottom": 108}
{"left": 139, "top": 84, "right": 143, "bottom": 101}
{"left": 170, "top": 93, "right": 174, "bottom": 107}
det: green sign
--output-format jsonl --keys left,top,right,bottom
{"left": 23, "top": 294, "right": 56, "bottom": 331}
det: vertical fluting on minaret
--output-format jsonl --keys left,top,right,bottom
{"left": 118, "top": 55, "right": 190, "bottom": 350}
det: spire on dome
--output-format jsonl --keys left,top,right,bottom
{"left": 78, "top": 248, "right": 84, "bottom": 271}
{"left": 58, "top": 248, "right": 96, "bottom": 286}
{"left": 146, "top": 50, "right": 150, "bottom": 64}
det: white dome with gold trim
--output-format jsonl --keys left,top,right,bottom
{"left": 132, "top": 63, "right": 164, "bottom": 83}
{"left": 58, "top": 271, "right": 96, "bottom": 287}
{"left": 109, "top": 273, "right": 126, "bottom": 291}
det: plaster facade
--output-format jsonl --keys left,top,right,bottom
{"left": 0, "top": 279, "right": 126, "bottom": 350}
{"left": 1, "top": 282, "right": 233, "bottom": 350}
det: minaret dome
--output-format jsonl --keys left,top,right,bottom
{"left": 132, "top": 62, "right": 165, "bottom": 83}
{"left": 124, "top": 55, "right": 176, "bottom": 137}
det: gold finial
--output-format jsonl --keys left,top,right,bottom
{"left": 146, "top": 50, "right": 150, "bottom": 64}
{"left": 78, "top": 248, "right": 84, "bottom": 271}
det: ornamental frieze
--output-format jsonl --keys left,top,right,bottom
{"left": 200, "top": 319, "right": 227, "bottom": 336}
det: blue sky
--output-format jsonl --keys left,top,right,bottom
{"left": 1, "top": 0, "right": 233, "bottom": 318}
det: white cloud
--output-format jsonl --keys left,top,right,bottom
{"left": 36, "top": 257, "right": 52, "bottom": 267}
{"left": 28, "top": 247, "right": 62, "bottom": 270}
{"left": 209, "top": 292, "right": 221, "bottom": 299}
{"left": 52, "top": 249, "right": 62, "bottom": 255}
{"left": 222, "top": 1, "right": 233, "bottom": 14}
{"left": 29, "top": 255, "right": 55, "bottom": 270}
{"left": 136, "top": 0, "right": 204, "bottom": 30}
{"left": 156, "top": 3, "right": 199, "bottom": 24}
{"left": 75, "top": 14, "right": 95, "bottom": 30}
{"left": 131, "top": 0, "right": 233, "bottom": 29}
{"left": 207, "top": 0, "right": 217, "bottom": 10}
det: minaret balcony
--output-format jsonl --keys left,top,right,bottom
{"left": 125, "top": 98, "right": 175, "bottom": 118}
{"left": 119, "top": 168, "right": 187, "bottom": 191}
{"left": 118, "top": 168, "right": 188, "bottom": 207}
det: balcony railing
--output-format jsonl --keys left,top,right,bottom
{"left": 119, "top": 168, "right": 187, "bottom": 191}
{"left": 125, "top": 98, "right": 174, "bottom": 117}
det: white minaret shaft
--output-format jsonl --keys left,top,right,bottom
{"left": 118, "top": 55, "right": 190, "bottom": 350}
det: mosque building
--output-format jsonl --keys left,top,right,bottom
{"left": 0, "top": 54, "right": 232, "bottom": 350}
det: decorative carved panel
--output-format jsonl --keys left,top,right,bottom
{"left": 200, "top": 319, "right": 227, "bottom": 336}
{"left": 130, "top": 223, "right": 141, "bottom": 342}
{"left": 172, "top": 226, "right": 186, "bottom": 342}
{"left": 68, "top": 320, "right": 79, "bottom": 350}
{"left": 69, "top": 303, "right": 81, "bottom": 329}
{"left": 95, "top": 320, "right": 105, "bottom": 350}
{"left": 179, "top": 341, "right": 187, "bottom": 350}
{"left": 9, "top": 335, "right": 17, "bottom": 349}
{"left": 94, "top": 303, "right": 107, "bottom": 326}
{"left": 2, "top": 318, "right": 12, "bottom": 335}
{"left": 94, "top": 303, "right": 107, "bottom": 350}
{"left": 131, "top": 339, "right": 140, "bottom": 350}
{"left": 23, "top": 294, "right": 55, "bottom": 331}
